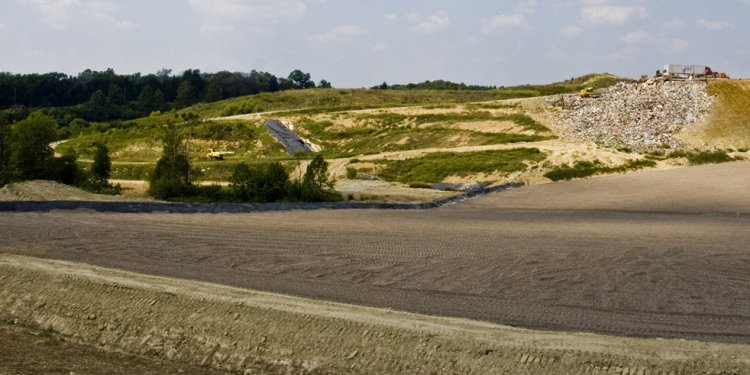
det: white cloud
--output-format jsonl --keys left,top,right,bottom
{"left": 559, "top": 25, "right": 581, "bottom": 37}
{"left": 696, "top": 18, "right": 730, "bottom": 30}
{"left": 411, "top": 14, "right": 450, "bottom": 34}
{"left": 661, "top": 19, "right": 684, "bottom": 30}
{"left": 482, "top": 14, "right": 526, "bottom": 33}
{"left": 309, "top": 25, "right": 367, "bottom": 43}
{"left": 383, "top": 13, "right": 398, "bottom": 23}
{"left": 19, "top": 0, "right": 138, "bottom": 29}
{"left": 581, "top": 5, "right": 646, "bottom": 25}
{"left": 19, "top": 0, "right": 81, "bottom": 28}
{"left": 186, "top": 0, "right": 306, "bottom": 21}
{"left": 668, "top": 39, "right": 689, "bottom": 53}
{"left": 621, "top": 30, "right": 652, "bottom": 45}
{"left": 370, "top": 42, "right": 387, "bottom": 53}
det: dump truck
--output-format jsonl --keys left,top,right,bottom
{"left": 205, "top": 148, "right": 235, "bottom": 160}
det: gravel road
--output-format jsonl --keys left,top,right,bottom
{"left": 1, "top": 162, "right": 749, "bottom": 344}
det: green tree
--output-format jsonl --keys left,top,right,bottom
{"left": 53, "top": 148, "right": 83, "bottom": 186}
{"left": 318, "top": 79, "right": 332, "bottom": 88}
{"left": 90, "top": 142, "right": 111, "bottom": 190}
{"left": 176, "top": 81, "right": 196, "bottom": 107}
{"left": 0, "top": 113, "right": 12, "bottom": 185}
{"left": 230, "top": 162, "right": 289, "bottom": 202}
{"left": 301, "top": 154, "right": 333, "bottom": 201}
{"left": 85, "top": 89, "right": 110, "bottom": 120}
{"left": 148, "top": 124, "right": 192, "bottom": 199}
{"left": 136, "top": 86, "right": 155, "bottom": 113}
{"left": 205, "top": 79, "right": 223, "bottom": 102}
{"left": 107, "top": 84, "right": 126, "bottom": 105}
{"left": 152, "top": 89, "right": 166, "bottom": 111}
{"left": 288, "top": 69, "right": 314, "bottom": 89}
{"left": 10, "top": 112, "right": 58, "bottom": 180}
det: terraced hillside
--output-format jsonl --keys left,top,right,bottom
{"left": 54, "top": 75, "right": 750, "bottom": 202}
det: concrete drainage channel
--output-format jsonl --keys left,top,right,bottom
{"left": 0, "top": 182, "right": 524, "bottom": 214}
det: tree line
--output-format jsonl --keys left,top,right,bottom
{"left": 0, "top": 68, "right": 331, "bottom": 122}
{"left": 372, "top": 80, "right": 496, "bottom": 91}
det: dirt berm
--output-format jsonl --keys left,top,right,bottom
{"left": 1, "top": 255, "right": 747, "bottom": 374}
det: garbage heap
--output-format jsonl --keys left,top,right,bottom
{"left": 556, "top": 81, "right": 714, "bottom": 149}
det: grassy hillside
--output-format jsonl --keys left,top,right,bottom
{"left": 54, "top": 73, "right": 630, "bottom": 186}
{"left": 176, "top": 73, "right": 629, "bottom": 118}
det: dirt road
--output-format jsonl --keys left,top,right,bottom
{"left": 1, "top": 162, "right": 749, "bottom": 344}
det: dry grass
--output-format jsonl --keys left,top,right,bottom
{"left": 701, "top": 80, "right": 750, "bottom": 147}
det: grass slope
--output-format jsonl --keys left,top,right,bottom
{"left": 376, "top": 148, "right": 546, "bottom": 184}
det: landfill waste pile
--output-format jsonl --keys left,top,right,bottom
{"left": 555, "top": 81, "right": 714, "bottom": 149}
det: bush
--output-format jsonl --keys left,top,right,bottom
{"left": 685, "top": 151, "right": 734, "bottom": 165}
{"left": 346, "top": 167, "right": 357, "bottom": 179}
{"left": 544, "top": 159, "right": 656, "bottom": 181}
{"left": 229, "top": 162, "right": 289, "bottom": 202}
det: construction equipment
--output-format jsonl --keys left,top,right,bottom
{"left": 205, "top": 148, "right": 235, "bottom": 160}
{"left": 579, "top": 87, "right": 595, "bottom": 98}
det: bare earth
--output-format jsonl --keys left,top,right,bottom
{"left": 1, "top": 255, "right": 748, "bottom": 374}
{"left": 1, "top": 162, "right": 750, "bottom": 347}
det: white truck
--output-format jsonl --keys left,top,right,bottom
{"left": 663, "top": 64, "right": 714, "bottom": 80}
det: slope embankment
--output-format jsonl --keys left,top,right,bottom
{"left": 1, "top": 255, "right": 747, "bottom": 374}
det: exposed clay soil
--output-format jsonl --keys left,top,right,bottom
{"left": 2, "top": 162, "right": 750, "bottom": 345}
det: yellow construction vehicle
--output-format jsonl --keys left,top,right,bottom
{"left": 205, "top": 148, "right": 235, "bottom": 160}
{"left": 579, "top": 87, "right": 595, "bottom": 98}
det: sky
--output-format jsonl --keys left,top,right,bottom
{"left": 0, "top": 0, "right": 748, "bottom": 87}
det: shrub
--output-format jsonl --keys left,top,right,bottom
{"left": 229, "top": 162, "right": 289, "bottom": 202}
{"left": 346, "top": 167, "right": 357, "bottom": 179}
{"left": 544, "top": 159, "right": 656, "bottom": 181}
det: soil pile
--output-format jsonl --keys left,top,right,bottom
{"left": 557, "top": 81, "right": 714, "bottom": 149}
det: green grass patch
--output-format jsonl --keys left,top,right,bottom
{"left": 60, "top": 119, "right": 288, "bottom": 163}
{"left": 668, "top": 150, "right": 739, "bottom": 165}
{"left": 544, "top": 159, "right": 656, "bottom": 181}
{"left": 354, "top": 111, "right": 549, "bottom": 133}
{"left": 376, "top": 148, "right": 545, "bottom": 184}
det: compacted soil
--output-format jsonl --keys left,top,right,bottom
{"left": 1, "top": 161, "right": 749, "bottom": 345}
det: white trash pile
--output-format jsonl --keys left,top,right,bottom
{"left": 555, "top": 81, "right": 714, "bottom": 149}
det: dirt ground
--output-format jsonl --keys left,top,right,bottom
{"left": 1, "top": 162, "right": 750, "bottom": 346}
{"left": 0, "top": 323, "right": 226, "bottom": 375}
{"left": 1, "top": 255, "right": 747, "bottom": 374}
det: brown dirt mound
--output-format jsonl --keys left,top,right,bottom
{"left": 0, "top": 180, "right": 146, "bottom": 202}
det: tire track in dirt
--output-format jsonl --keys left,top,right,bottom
{"left": 1, "top": 255, "right": 747, "bottom": 375}
{"left": 1, "top": 163, "right": 750, "bottom": 344}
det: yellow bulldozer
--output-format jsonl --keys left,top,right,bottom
{"left": 579, "top": 87, "right": 596, "bottom": 98}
